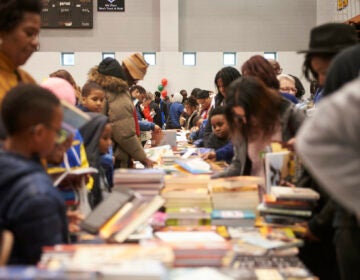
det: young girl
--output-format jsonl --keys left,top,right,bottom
{"left": 79, "top": 113, "right": 112, "bottom": 207}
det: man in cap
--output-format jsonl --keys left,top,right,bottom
{"left": 299, "top": 22, "right": 358, "bottom": 104}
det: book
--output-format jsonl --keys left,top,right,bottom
{"left": 174, "top": 158, "right": 212, "bottom": 174}
{"left": 211, "top": 210, "right": 256, "bottom": 220}
{"left": 155, "top": 231, "right": 226, "bottom": 243}
{"left": 271, "top": 186, "right": 320, "bottom": 201}
{"left": 80, "top": 188, "right": 135, "bottom": 234}
{"left": 227, "top": 227, "right": 303, "bottom": 251}
{"left": 110, "top": 195, "right": 165, "bottom": 243}
{"left": 208, "top": 176, "right": 264, "bottom": 190}
{"left": 257, "top": 203, "right": 312, "bottom": 217}
{"left": 52, "top": 166, "right": 98, "bottom": 187}
{"left": 61, "top": 99, "right": 91, "bottom": 134}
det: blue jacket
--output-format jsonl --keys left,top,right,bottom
{"left": 216, "top": 142, "right": 234, "bottom": 164}
{"left": 0, "top": 151, "right": 68, "bottom": 265}
{"left": 166, "top": 102, "right": 184, "bottom": 129}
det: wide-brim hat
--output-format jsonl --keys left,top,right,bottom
{"left": 298, "top": 23, "right": 358, "bottom": 54}
{"left": 122, "top": 53, "right": 148, "bottom": 80}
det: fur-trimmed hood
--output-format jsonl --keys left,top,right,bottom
{"left": 88, "top": 66, "right": 129, "bottom": 94}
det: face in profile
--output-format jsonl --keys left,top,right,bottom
{"left": 216, "top": 78, "right": 226, "bottom": 97}
{"left": 82, "top": 89, "right": 105, "bottom": 113}
{"left": 0, "top": 12, "right": 41, "bottom": 67}
{"left": 36, "top": 105, "right": 64, "bottom": 158}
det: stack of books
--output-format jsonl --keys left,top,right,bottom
{"left": 155, "top": 231, "right": 230, "bottom": 267}
{"left": 258, "top": 186, "right": 320, "bottom": 225}
{"left": 113, "top": 168, "right": 165, "bottom": 201}
{"left": 161, "top": 175, "right": 212, "bottom": 225}
{"left": 208, "top": 176, "right": 263, "bottom": 227}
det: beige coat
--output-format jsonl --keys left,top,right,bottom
{"left": 88, "top": 67, "right": 147, "bottom": 167}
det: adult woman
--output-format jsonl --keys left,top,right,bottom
{"left": 0, "top": 0, "right": 42, "bottom": 140}
{"left": 203, "top": 67, "right": 241, "bottom": 146}
{"left": 183, "top": 96, "right": 199, "bottom": 130}
{"left": 87, "top": 57, "right": 154, "bottom": 168}
{"left": 213, "top": 76, "right": 305, "bottom": 179}
{"left": 0, "top": 0, "right": 42, "bottom": 102}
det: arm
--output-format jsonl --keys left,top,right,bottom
{"left": 211, "top": 142, "right": 242, "bottom": 178}
{"left": 10, "top": 189, "right": 67, "bottom": 264}
{"left": 296, "top": 79, "right": 360, "bottom": 217}
{"left": 215, "top": 142, "right": 234, "bottom": 163}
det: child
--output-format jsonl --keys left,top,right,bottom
{"left": 77, "top": 81, "right": 105, "bottom": 113}
{"left": 202, "top": 106, "right": 233, "bottom": 163}
{"left": 76, "top": 81, "right": 113, "bottom": 194}
{"left": 79, "top": 113, "right": 112, "bottom": 207}
{"left": 0, "top": 84, "right": 68, "bottom": 264}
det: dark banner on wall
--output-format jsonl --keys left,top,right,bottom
{"left": 98, "top": 0, "right": 125, "bottom": 12}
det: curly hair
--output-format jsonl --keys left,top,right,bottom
{"left": 225, "top": 76, "right": 282, "bottom": 142}
{"left": 241, "top": 55, "right": 280, "bottom": 90}
{"left": 0, "top": 0, "right": 42, "bottom": 32}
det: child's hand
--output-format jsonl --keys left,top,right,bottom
{"left": 201, "top": 151, "right": 216, "bottom": 162}
{"left": 67, "top": 210, "right": 84, "bottom": 233}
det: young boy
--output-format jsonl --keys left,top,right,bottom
{"left": 202, "top": 106, "right": 234, "bottom": 163}
{"left": 0, "top": 84, "right": 68, "bottom": 265}
{"left": 77, "top": 81, "right": 105, "bottom": 113}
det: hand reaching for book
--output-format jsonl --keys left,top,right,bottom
{"left": 141, "top": 158, "right": 157, "bottom": 168}
{"left": 67, "top": 210, "right": 85, "bottom": 233}
{"left": 201, "top": 151, "right": 216, "bottom": 162}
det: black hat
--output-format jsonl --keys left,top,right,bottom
{"left": 196, "top": 90, "right": 210, "bottom": 99}
{"left": 298, "top": 23, "right": 358, "bottom": 54}
{"left": 98, "top": 57, "right": 125, "bottom": 79}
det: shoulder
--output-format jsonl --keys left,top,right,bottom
{"left": 17, "top": 68, "right": 36, "bottom": 84}
{"left": 87, "top": 66, "right": 128, "bottom": 94}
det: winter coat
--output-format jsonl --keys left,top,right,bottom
{"left": 0, "top": 151, "right": 68, "bottom": 265}
{"left": 87, "top": 67, "right": 147, "bottom": 167}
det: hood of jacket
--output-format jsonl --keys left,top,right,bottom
{"left": 88, "top": 66, "right": 129, "bottom": 94}
{"left": 79, "top": 113, "right": 108, "bottom": 167}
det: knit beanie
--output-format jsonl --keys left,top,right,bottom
{"left": 98, "top": 57, "right": 125, "bottom": 79}
{"left": 122, "top": 53, "right": 148, "bottom": 80}
{"left": 41, "top": 77, "right": 76, "bottom": 105}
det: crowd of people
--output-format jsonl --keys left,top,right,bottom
{"left": 0, "top": 0, "right": 359, "bottom": 279}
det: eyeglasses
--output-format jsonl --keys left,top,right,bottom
{"left": 44, "top": 125, "right": 69, "bottom": 144}
{"left": 280, "top": 87, "right": 297, "bottom": 94}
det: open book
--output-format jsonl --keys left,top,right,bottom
{"left": 61, "top": 99, "right": 91, "bottom": 134}
{"left": 52, "top": 167, "right": 98, "bottom": 187}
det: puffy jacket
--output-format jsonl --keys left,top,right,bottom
{"left": 0, "top": 151, "right": 68, "bottom": 265}
{"left": 88, "top": 67, "right": 147, "bottom": 167}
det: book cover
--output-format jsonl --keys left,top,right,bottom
{"left": 61, "top": 99, "right": 91, "bottom": 134}
{"left": 110, "top": 195, "right": 165, "bottom": 243}
{"left": 80, "top": 188, "right": 134, "bottom": 234}
{"left": 52, "top": 166, "right": 98, "bottom": 187}
{"left": 271, "top": 186, "right": 320, "bottom": 201}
